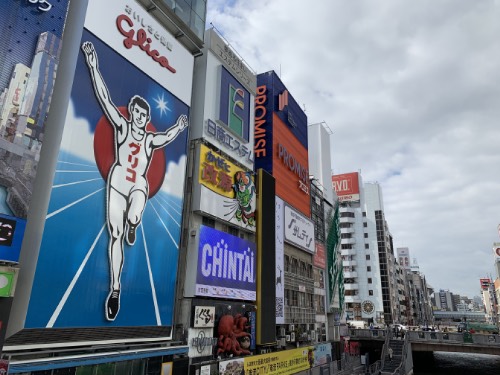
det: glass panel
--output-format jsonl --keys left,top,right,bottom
{"left": 190, "top": 12, "right": 205, "bottom": 40}
{"left": 160, "top": 0, "right": 175, "bottom": 10}
{"left": 174, "top": 0, "right": 190, "bottom": 24}
{"left": 192, "top": 0, "right": 206, "bottom": 20}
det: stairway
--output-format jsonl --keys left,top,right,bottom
{"left": 382, "top": 339, "right": 405, "bottom": 373}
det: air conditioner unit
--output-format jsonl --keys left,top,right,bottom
{"left": 286, "top": 335, "right": 291, "bottom": 342}
{"left": 289, "top": 324, "right": 295, "bottom": 331}
{"left": 311, "top": 330, "right": 316, "bottom": 340}
{"left": 290, "top": 332, "right": 296, "bottom": 342}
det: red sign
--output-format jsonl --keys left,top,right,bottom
{"left": 314, "top": 243, "right": 326, "bottom": 269}
{"left": 0, "top": 359, "right": 8, "bottom": 374}
{"left": 480, "top": 278, "right": 491, "bottom": 290}
{"left": 332, "top": 172, "right": 360, "bottom": 202}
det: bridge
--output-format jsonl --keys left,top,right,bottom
{"left": 348, "top": 328, "right": 500, "bottom": 355}
{"left": 345, "top": 328, "right": 500, "bottom": 374}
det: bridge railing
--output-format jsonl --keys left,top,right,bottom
{"left": 406, "top": 330, "right": 500, "bottom": 346}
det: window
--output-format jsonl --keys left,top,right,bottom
{"left": 226, "top": 225, "right": 238, "bottom": 237}
{"left": 202, "top": 216, "right": 215, "bottom": 228}
{"left": 368, "top": 278, "right": 372, "bottom": 284}
{"left": 367, "top": 266, "right": 371, "bottom": 272}
{"left": 369, "top": 290, "right": 373, "bottom": 296}
{"left": 342, "top": 244, "right": 353, "bottom": 250}
{"left": 362, "top": 212, "right": 366, "bottom": 217}
{"left": 341, "top": 233, "right": 352, "bottom": 239}
{"left": 363, "top": 222, "right": 367, "bottom": 227}
{"left": 364, "top": 233, "right": 368, "bottom": 238}
{"left": 366, "top": 255, "right": 371, "bottom": 260}
{"left": 285, "top": 255, "right": 290, "bottom": 272}
{"left": 365, "top": 244, "right": 369, "bottom": 249}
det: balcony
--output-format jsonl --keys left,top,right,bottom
{"left": 340, "top": 227, "right": 354, "bottom": 234}
{"left": 344, "top": 283, "right": 359, "bottom": 290}
{"left": 340, "top": 216, "right": 355, "bottom": 224}
{"left": 344, "top": 271, "right": 358, "bottom": 278}
{"left": 341, "top": 237, "right": 356, "bottom": 245}
{"left": 343, "top": 260, "right": 357, "bottom": 267}
{"left": 344, "top": 295, "right": 362, "bottom": 304}
{"left": 340, "top": 248, "right": 357, "bottom": 256}
{"left": 340, "top": 206, "right": 355, "bottom": 214}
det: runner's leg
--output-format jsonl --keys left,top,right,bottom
{"left": 126, "top": 189, "right": 147, "bottom": 245}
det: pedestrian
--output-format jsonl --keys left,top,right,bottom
{"left": 388, "top": 347, "right": 393, "bottom": 362}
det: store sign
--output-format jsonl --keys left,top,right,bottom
{"left": 284, "top": 205, "right": 315, "bottom": 253}
{"left": 205, "top": 119, "right": 254, "bottom": 166}
{"left": 0, "top": 267, "right": 18, "bottom": 297}
{"left": 193, "top": 306, "right": 215, "bottom": 328}
{"left": 85, "top": 0, "right": 193, "bottom": 105}
{"left": 275, "top": 197, "right": 284, "bottom": 324}
{"left": 207, "top": 29, "right": 256, "bottom": 94}
{"left": 0, "top": 215, "right": 25, "bottom": 263}
{"left": 244, "top": 347, "right": 314, "bottom": 374}
{"left": 197, "top": 144, "right": 256, "bottom": 231}
{"left": 314, "top": 343, "right": 332, "bottom": 366}
{"left": 188, "top": 328, "right": 217, "bottom": 358}
{"left": 313, "top": 243, "right": 326, "bottom": 269}
{"left": 332, "top": 172, "right": 360, "bottom": 202}
{"left": 277, "top": 143, "right": 310, "bottom": 196}
{"left": 219, "top": 66, "right": 251, "bottom": 141}
{"left": 196, "top": 225, "right": 256, "bottom": 300}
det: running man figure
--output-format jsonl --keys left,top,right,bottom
{"left": 82, "top": 41, "right": 188, "bottom": 321}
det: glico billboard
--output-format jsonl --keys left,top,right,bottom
{"left": 254, "top": 71, "right": 310, "bottom": 217}
{"left": 332, "top": 172, "right": 361, "bottom": 202}
{"left": 25, "top": 0, "right": 193, "bottom": 331}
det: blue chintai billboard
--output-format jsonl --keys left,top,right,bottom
{"left": 196, "top": 225, "right": 256, "bottom": 301}
{"left": 25, "top": 0, "right": 194, "bottom": 329}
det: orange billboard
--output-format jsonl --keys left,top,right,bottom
{"left": 332, "top": 172, "right": 360, "bottom": 202}
{"left": 272, "top": 113, "right": 310, "bottom": 217}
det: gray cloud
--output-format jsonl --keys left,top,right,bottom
{"left": 208, "top": 0, "right": 500, "bottom": 297}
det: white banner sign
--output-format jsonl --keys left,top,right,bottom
{"left": 188, "top": 328, "right": 217, "bottom": 358}
{"left": 85, "top": 0, "right": 194, "bottom": 105}
{"left": 193, "top": 306, "right": 215, "bottom": 328}
{"left": 284, "top": 205, "right": 315, "bottom": 253}
{"left": 275, "top": 197, "right": 284, "bottom": 324}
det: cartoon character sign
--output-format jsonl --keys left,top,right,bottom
{"left": 25, "top": 30, "right": 190, "bottom": 328}
{"left": 228, "top": 171, "right": 255, "bottom": 226}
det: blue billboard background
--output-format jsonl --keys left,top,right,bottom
{"left": 196, "top": 225, "right": 256, "bottom": 300}
{"left": 25, "top": 29, "right": 189, "bottom": 328}
{"left": 257, "top": 71, "right": 308, "bottom": 149}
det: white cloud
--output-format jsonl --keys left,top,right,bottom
{"left": 208, "top": 0, "right": 500, "bottom": 298}
{"left": 162, "top": 154, "right": 187, "bottom": 198}
{"left": 59, "top": 99, "right": 95, "bottom": 163}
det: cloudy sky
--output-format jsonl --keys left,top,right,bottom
{"left": 207, "top": 0, "right": 500, "bottom": 298}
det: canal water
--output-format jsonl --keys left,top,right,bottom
{"left": 413, "top": 352, "right": 500, "bottom": 374}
